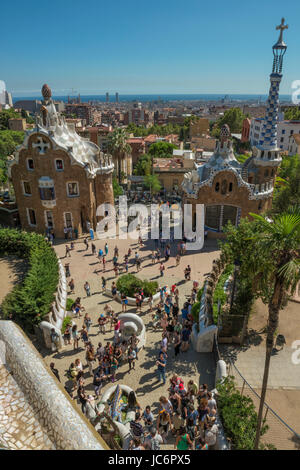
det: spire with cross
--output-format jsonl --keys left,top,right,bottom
{"left": 275, "top": 18, "right": 288, "bottom": 47}
{"left": 258, "top": 19, "right": 288, "bottom": 151}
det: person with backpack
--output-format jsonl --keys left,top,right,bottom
{"left": 130, "top": 412, "right": 144, "bottom": 441}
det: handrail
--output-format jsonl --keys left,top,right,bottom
{"left": 228, "top": 360, "right": 300, "bottom": 439}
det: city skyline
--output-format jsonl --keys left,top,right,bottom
{"left": 2, "top": 0, "right": 299, "bottom": 96}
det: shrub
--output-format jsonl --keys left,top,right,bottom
{"left": 216, "top": 376, "right": 271, "bottom": 450}
{"left": 66, "top": 298, "right": 75, "bottom": 311}
{"left": 61, "top": 316, "right": 72, "bottom": 334}
{"left": 197, "top": 286, "right": 204, "bottom": 301}
{"left": 142, "top": 280, "right": 158, "bottom": 297}
{"left": 0, "top": 228, "right": 58, "bottom": 332}
{"left": 212, "top": 264, "right": 234, "bottom": 323}
{"left": 116, "top": 274, "right": 158, "bottom": 297}
{"left": 191, "top": 302, "right": 200, "bottom": 322}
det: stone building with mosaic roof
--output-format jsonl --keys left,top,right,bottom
{"left": 182, "top": 20, "right": 288, "bottom": 236}
{"left": 8, "top": 84, "right": 114, "bottom": 238}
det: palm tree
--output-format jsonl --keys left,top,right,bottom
{"left": 249, "top": 210, "right": 300, "bottom": 449}
{"left": 107, "top": 128, "right": 132, "bottom": 184}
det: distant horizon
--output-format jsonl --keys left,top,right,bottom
{"left": 12, "top": 92, "right": 293, "bottom": 103}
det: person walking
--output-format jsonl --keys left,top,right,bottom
{"left": 84, "top": 313, "right": 92, "bottom": 332}
{"left": 72, "top": 324, "right": 80, "bottom": 350}
{"left": 65, "top": 245, "right": 71, "bottom": 258}
{"left": 105, "top": 242, "right": 108, "bottom": 256}
{"left": 159, "top": 262, "right": 165, "bottom": 277}
{"left": 156, "top": 352, "right": 166, "bottom": 385}
{"left": 84, "top": 281, "right": 91, "bottom": 297}
{"left": 68, "top": 278, "right": 75, "bottom": 294}
{"left": 128, "top": 346, "right": 137, "bottom": 372}
{"left": 86, "top": 344, "right": 95, "bottom": 376}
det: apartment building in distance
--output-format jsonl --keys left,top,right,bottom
{"left": 65, "top": 103, "right": 93, "bottom": 126}
{"left": 124, "top": 102, "right": 153, "bottom": 126}
{"left": 249, "top": 118, "right": 300, "bottom": 151}
{"left": 288, "top": 134, "right": 300, "bottom": 155}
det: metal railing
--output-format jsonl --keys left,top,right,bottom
{"left": 228, "top": 360, "right": 300, "bottom": 450}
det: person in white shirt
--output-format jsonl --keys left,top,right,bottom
{"left": 205, "top": 420, "right": 219, "bottom": 449}
{"left": 207, "top": 392, "right": 217, "bottom": 412}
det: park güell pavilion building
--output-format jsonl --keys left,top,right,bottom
{"left": 8, "top": 84, "right": 114, "bottom": 238}
{"left": 182, "top": 20, "right": 288, "bottom": 236}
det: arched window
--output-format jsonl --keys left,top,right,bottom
{"left": 271, "top": 169, "right": 274, "bottom": 177}
{"left": 221, "top": 180, "right": 227, "bottom": 195}
{"left": 229, "top": 182, "right": 233, "bottom": 192}
{"left": 215, "top": 182, "right": 220, "bottom": 192}
{"left": 261, "top": 151, "right": 264, "bottom": 158}
{"left": 268, "top": 151, "right": 272, "bottom": 159}
{"left": 264, "top": 169, "right": 269, "bottom": 177}
{"left": 258, "top": 201, "right": 262, "bottom": 210}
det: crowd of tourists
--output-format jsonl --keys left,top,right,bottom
{"left": 49, "top": 231, "right": 219, "bottom": 450}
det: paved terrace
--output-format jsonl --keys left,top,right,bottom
{"left": 40, "top": 235, "right": 220, "bottom": 448}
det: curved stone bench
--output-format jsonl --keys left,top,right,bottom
{"left": 118, "top": 313, "right": 146, "bottom": 350}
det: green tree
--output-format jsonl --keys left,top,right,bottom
{"left": 216, "top": 107, "right": 246, "bottom": 133}
{"left": 0, "top": 109, "right": 21, "bottom": 130}
{"left": 272, "top": 155, "right": 300, "bottom": 214}
{"left": 148, "top": 141, "right": 177, "bottom": 158}
{"left": 107, "top": 128, "right": 132, "bottom": 184}
{"left": 284, "top": 107, "right": 300, "bottom": 120}
{"left": 144, "top": 174, "right": 162, "bottom": 194}
{"left": 217, "top": 376, "right": 270, "bottom": 449}
{"left": 133, "top": 153, "right": 152, "bottom": 176}
{"left": 222, "top": 212, "right": 300, "bottom": 449}
{"left": 0, "top": 130, "right": 24, "bottom": 183}
{"left": 112, "top": 177, "right": 123, "bottom": 197}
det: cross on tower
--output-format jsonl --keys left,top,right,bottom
{"left": 33, "top": 137, "right": 50, "bottom": 155}
{"left": 276, "top": 18, "right": 288, "bottom": 43}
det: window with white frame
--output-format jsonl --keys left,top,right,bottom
{"left": 27, "top": 208, "right": 37, "bottom": 226}
{"left": 23, "top": 181, "right": 32, "bottom": 196}
{"left": 67, "top": 182, "right": 79, "bottom": 197}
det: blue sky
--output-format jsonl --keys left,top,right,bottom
{"left": 1, "top": 0, "right": 299, "bottom": 96}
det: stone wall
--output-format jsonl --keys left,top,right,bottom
{"left": 0, "top": 321, "right": 108, "bottom": 450}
